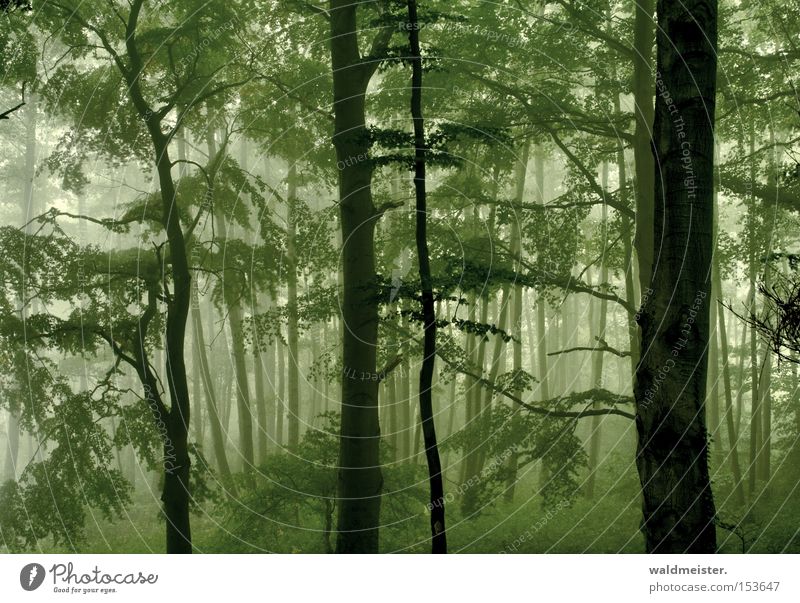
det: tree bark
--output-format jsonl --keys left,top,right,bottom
{"left": 633, "top": 0, "right": 718, "bottom": 553}
{"left": 408, "top": 0, "right": 446, "bottom": 552}
{"left": 329, "top": 0, "right": 389, "bottom": 552}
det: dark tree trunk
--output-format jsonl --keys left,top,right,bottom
{"left": 633, "top": 0, "right": 718, "bottom": 553}
{"left": 329, "top": 0, "right": 390, "bottom": 553}
{"left": 117, "top": 1, "right": 194, "bottom": 550}
{"left": 408, "top": 0, "right": 446, "bottom": 554}
{"left": 154, "top": 143, "right": 193, "bottom": 554}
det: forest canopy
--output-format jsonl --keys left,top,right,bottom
{"left": 0, "top": 0, "right": 798, "bottom": 555}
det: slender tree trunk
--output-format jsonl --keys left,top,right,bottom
{"left": 148, "top": 129, "right": 193, "bottom": 553}
{"left": 286, "top": 164, "right": 301, "bottom": 448}
{"left": 408, "top": 1, "right": 446, "bottom": 551}
{"left": 120, "top": 28, "right": 195, "bottom": 549}
{"left": 633, "top": 0, "right": 718, "bottom": 553}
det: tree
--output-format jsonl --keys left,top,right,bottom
{"left": 407, "top": 0, "right": 446, "bottom": 554}
{"left": 37, "top": 0, "right": 259, "bottom": 552}
{"left": 633, "top": 0, "right": 719, "bottom": 553}
{"left": 327, "top": 0, "right": 396, "bottom": 553}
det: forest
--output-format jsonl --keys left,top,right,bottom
{"left": 0, "top": 0, "right": 798, "bottom": 555}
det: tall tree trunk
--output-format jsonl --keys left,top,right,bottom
{"left": 634, "top": 0, "right": 718, "bottom": 553}
{"left": 122, "top": 30, "right": 194, "bottom": 550}
{"left": 155, "top": 142, "right": 192, "bottom": 554}
{"left": 328, "top": 0, "right": 389, "bottom": 552}
{"left": 286, "top": 164, "right": 301, "bottom": 448}
{"left": 408, "top": 0, "right": 446, "bottom": 551}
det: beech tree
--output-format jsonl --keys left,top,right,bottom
{"left": 633, "top": 0, "right": 719, "bottom": 553}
